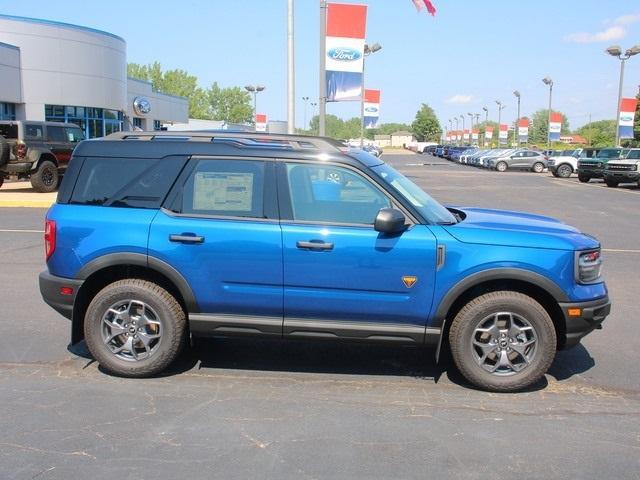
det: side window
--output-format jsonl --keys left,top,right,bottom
{"left": 66, "top": 127, "right": 85, "bottom": 143}
{"left": 286, "top": 163, "right": 391, "bottom": 225}
{"left": 70, "top": 157, "right": 187, "bottom": 208}
{"left": 25, "top": 124, "right": 44, "bottom": 139}
{"left": 47, "top": 126, "right": 67, "bottom": 142}
{"left": 177, "top": 160, "right": 265, "bottom": 218}
{"left": 627, "top": 150, "right": 640, "bottom": 160}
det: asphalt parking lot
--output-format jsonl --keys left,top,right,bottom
{"left": 1, "top": 153, "right": 639, "bottom": 479}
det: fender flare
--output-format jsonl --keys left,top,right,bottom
{"left": 76, "top": 252, "right": 199, "bottom": 312}
{"left": 29, "top": 150, "right": 58, "bottom": 171}
{"left": 431, "top": 268, "right": 568, "bottom": 330}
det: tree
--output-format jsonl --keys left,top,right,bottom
{"left": 208, "top": 82, "right": 253, "bottom": 124}
{"left": 127, "top": 62, "right": 210, "bottom": 119}
{"left": 411, "top": 104, "right": 441, "bottom": 141}
{"left": 577, "top": 120, "right": 616, "bottom": 147}
{"left": 529, "top": 109, "right": 570, "bottom": 144}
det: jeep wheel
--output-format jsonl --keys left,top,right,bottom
{"left": 578, "top": 174, "right": 590, "bottom": 183}
{"left": 0, "top": 176, "right": 3, "bottom": 189}
{"left": 496, "top": 161, "right": 508, "bottom": 172}
{"left": 30, "top": 160, "right": 59, "bottom": 193}
{"left": 84, "top": 279, "right": 187, "bottom": 377}
{"left": 532, "top": 162, "right": 545, "bottom": 173}
{"left": 449, "top": 291, "right": 556, "bottom": 392}
{"left": 605, "top": 180, "right": 619, "bottom": 188}
{"left": 556, "top": 164, "right": 573, "bottom": 178}
{"left": 0, "top": 134, "right": 9, "bottom": 166}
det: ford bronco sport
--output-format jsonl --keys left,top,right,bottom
{"left": 603, "top": 148, "right": 640, "bottom": 187}
{"left": 39, "top": 131, "right": 610, "bottom": 392}
{"left": 0, "top": 120, "right": 85, "bottom": 192}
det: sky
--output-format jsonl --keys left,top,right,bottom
{"left": 1, "top": 0, "right": 639, "bottom": 130}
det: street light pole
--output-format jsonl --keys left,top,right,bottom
{"left": 496, "top": 100, "right": 506, "bottom": 146}
{"left": 302, "top": 96, "right": 309, "bottom": 131}
{"left": 360, "top": 43, "right": 382, "bottom": 148}
{"left": 513, "top": 91, "right": 521, "bottom": 147}
{"left": 467, "top": 112, "right": 474, "bottom": 145}
{"left": 454, "top": 117, "right": 459, "bottom": 145}
{"left": 287, "top": 0, "right": 295, "bottom": 134}
{"left": 319, "top": 0, "right": 327, "bottom": 136}
{"left": 244, "top": 85, "right": 266, "bottom": 122}
{"left": 460, "top": 115, "right": 465, "bottom": 145}
{"left": 542, "top": 77, "right": 553, "bottom": 152}
{"left": 474, "top": 113, "right": 480, "bottom": 145}
{"left": 606, "top": 44, "right": 640, "bottom": 146}
{"left": 448, "top": 119, "right": 453, "bottom": 143}
{"left": 482, "top": 106, "right": 488, "bottom": 147}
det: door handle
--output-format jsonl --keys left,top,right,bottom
{"left": 169, "top": 234, "right": 204, "bottom": 244}
{"left": 296, "top": 240, "right": 334, "bottom": 251}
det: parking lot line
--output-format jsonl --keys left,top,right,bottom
{"left": 602, "top": 248, "right": 640, "bottom": 254}
{"left": 548, "top": 178, "right": 640, "bottom": 195}
{"left": 0, "top": 229, "right": 44, "bottom": 233}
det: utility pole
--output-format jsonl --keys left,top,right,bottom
{"left": 318, "top": 0, "right": 327, "bottom": 136}
{"left": 287, "top": 0, "right": 295, "bottom": 134}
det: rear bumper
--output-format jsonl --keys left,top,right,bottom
{"left": 558, "top": 295, "right": 611, "bottom": 349}
{"left": 39, "top": 271, "right": 83, "bottom": 320}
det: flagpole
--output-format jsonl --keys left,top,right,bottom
{"left": 319, "top": 0, "right": 327, "bottom": 136}
{"left": 287, "top": 0, "right": 295, "bottom": 134}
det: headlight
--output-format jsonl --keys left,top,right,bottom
{"left": 575, "top": 249, "right": 602, "bottom": 284}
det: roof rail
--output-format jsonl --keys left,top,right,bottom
{"left": 105, "top": 131, "right": 348, "bottom": 152}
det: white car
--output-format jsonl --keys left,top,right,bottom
{"left": 547, "top": 149, "right": 582, "bottom": 178}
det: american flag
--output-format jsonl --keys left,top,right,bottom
{"left": 412, "top": 0, "right": 437, "bottom": 16}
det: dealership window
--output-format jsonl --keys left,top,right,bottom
{"left": 132, "top": 118, "right": 143, "bottom": 129}
{"left": 154, "top": 120, "right": 163, "bottom": 131}
{"left": 0, "top": 103, "right": 16, "bottom": 121}
{"left": 45, "top": 104, "right": 123, "bottom": 139}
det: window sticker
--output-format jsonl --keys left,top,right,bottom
{"left": 193, "top": 172, "right": 254, "bottom": 212}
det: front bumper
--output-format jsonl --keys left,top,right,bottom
{"left": 603, "top": 170, "right": 640, "bottom": 182}
{"left": 576, "top": 167, "right": 603, "bottom": 178}
{"left": 558, "top": 295, "right": 611, "bottom": 349}
{"left": 39, "top": 271, "right": 84, "bottom": 320}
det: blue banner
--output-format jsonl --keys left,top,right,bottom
{"left": 326, "top": 71, "right": 362, "bottom": 102}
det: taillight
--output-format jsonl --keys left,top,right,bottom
{"left": 16, "top": 142, "right": 27, "bottom": 159}
{"left": 44, "top": 220, "right": 56, "bottom": 260}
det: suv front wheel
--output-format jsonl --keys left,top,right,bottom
{"left": 30, "top": 160, "right": 59, "bottom": 193}
{"left": 84, "top": 279, "right": 187, "bottom": 377}
{"left": 449, "top": 291, "right": 556, "bottom": 392}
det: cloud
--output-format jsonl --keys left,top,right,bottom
{"left": 564, "top": 26, "right": 626, "bottom": 43}
{"left": 565, "top": 12, "right": 639, "bottom": 43}
{"left": 613, "top": 13, "right": 640, "bottom": 25}
{"left": 446, "top": 94, "right": 473, "bottom": 104}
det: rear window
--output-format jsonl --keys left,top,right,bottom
{"left": 70, "top": 157, "right": 187, "bottom": 209}
{"left": 0, "top": 124, "right": 18, "bottom": 139}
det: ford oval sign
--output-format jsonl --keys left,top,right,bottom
{"left": 620, "top": 114, "right": 634, "bottom": 122}
{"left": 133, "top": 96, "right": 151, "bottom": 116}
{"left": 327, "top": 48, "right": 362, "bottom": 62}
{"left": 365, "top": 107, "right": 378, "bottom": 113}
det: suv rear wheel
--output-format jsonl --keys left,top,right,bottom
{"left": 532, "top": 162, "right": 545, "bottom": 173}
{"left": 448, "top": 291, "right": 556, "bottom": 392}
{"left": 30, "top": 160, "right": 59, "bottom": 193}
{"left": 84, "top": 279, "right": 187, "bottom": 377}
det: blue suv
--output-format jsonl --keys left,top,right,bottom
{"left": 39, "top": 131, "right": 610, "bottom": 391}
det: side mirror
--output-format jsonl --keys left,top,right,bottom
{"left": 374, "top": 208, "right": 407, "bottom": 234}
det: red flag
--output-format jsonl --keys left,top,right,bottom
{"left": 423, "top": 0, "right": 436, "bottom": 15}
{"left": 412, "top": 0, "right": 423, "bottom": 11}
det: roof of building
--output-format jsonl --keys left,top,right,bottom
{"left": 0, "top": 14, "right": 125, "bottom": 43}
{"left": 391, "top": 130, "right": 414, "bottom": 136}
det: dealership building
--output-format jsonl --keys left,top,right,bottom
{"left": 0, "top": 14, "right": 188, "bottom": 138}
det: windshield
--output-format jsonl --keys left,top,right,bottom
{"left": 371, "top": 164, "right": 457, "bottom": 224}
{"left": 558, "top": 150, "right": 575, "bottom": 156}
{"left": 598, "top": 148, "right": 623, "bottom": 159}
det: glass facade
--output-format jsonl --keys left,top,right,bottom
{"left": 0, "top": 102, "right": 16, "bottom": 120}
{"left": 45, "top": 104, "right": 123, "bottom": 139}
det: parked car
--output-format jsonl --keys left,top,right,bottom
{"left": 576, "top": 147, "right": 628, "bottom": 183}
{"left": 39, "top": 131, "right": 610, "bottom": 392}
{"left": 363, "top": 144, "right": 382, "bottom": 157}
{"left": 434, "top": 146, "right": 445, "bottom": 157}
{"left": 0, "top": 120, "right": 85, "bottom": 192}
{"left": 602, "top": 148, "right": 640, "bottom": 187}
{"left": 488, "top": 149, "right": 548, "bottom": 172}
{"left": 548, "top": 148, "right": 596, "bottom": 179}
{"left": 452, "top": 148, "right": 477, "bottom": 163}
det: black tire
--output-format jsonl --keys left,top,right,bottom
{"left": 495, "top": 161, "right": 508, "bottom": 172}
{"left": 30, "top": 160, "right": 59, "bottom": 193}
{"left": 0, "top": 176, "right": 3, "bottom": 189}
{"left": 605, "top": 180, "right": 619, "bottom": 188}
{"left": 556, "top": 164, "right": 573, "bottom": 178}
{"left": 0, "top": 135, "right": 8, "bottom": 166}
{"left": 578, "top": 174, "right": 590, "bottom": 183}
{"left": 449, "top": 291, "right": 557, "bottom": 392}
{"left": 84, "top": 279, "right": 187, "bottom": 377}
{"left": 532, "top": 162, "right": 545, "bottom": 173}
